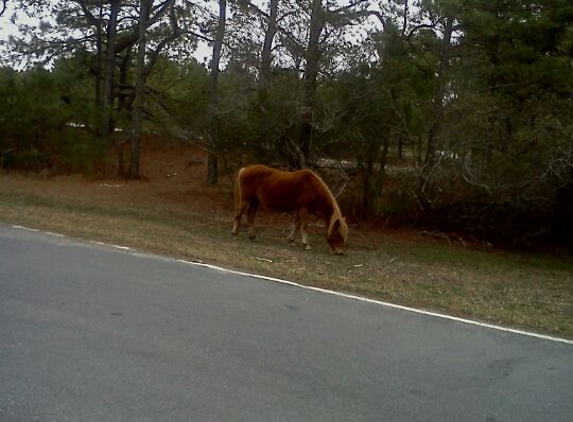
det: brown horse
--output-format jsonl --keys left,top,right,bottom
{"left": 231, "top": 164, "right": 348, "bottom": 254}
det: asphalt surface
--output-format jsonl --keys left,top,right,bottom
{"left": 0, "top": 223, "right": 572, "bottom": 422}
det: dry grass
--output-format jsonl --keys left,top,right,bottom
{"left": 1, "top": 140, "right": 572, "bottom": 339}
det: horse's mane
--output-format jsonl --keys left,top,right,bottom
{"left": 308, "top": 169, "right": 348, "bottom": 240}
{"left": 306, "top": 170, "right": 339, "bottom": 212}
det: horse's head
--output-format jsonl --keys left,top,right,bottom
{"left": 327, "top": 215, "right": 348, "bottom": 255}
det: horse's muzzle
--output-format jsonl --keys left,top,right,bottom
{"left": 332, "top": 248, "right": 345, "bottom": 256}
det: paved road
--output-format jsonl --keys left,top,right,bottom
{"left": 0, "top": 224, "right": 572, "bottom": 422}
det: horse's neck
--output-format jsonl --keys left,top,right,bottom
{"left": 318, "top": 199, "right": 338, "bottom": 223}
{"left": 309, "top": 173, "right": 339, "bottom": 221}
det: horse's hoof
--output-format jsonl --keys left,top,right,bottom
{"left": 249, "top": 235, "right": 257, "bottom": 241}
{"left": 303, "top": 244, "right": 312, "bottom": 250}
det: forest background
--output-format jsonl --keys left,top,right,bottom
{"left": 0, "top": 0, "right": 572, "bottom": 251}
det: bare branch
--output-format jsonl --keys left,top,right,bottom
{"left": 78, "top": 1, "right": 101, "bottom": 28}
{"left": 0, "top": 0, "right": 7, "bottom": 18}
{"left": 405, "top": 17, "right": 448, "bottom": 39}
{"left": 331, "top": 0, "right": 370, "bottom": 15}
{"left": 334, "top": 160, "right": 351, "bottom": 199}
{"left": 115, "top": 0, "right": 176, "bottom": 53}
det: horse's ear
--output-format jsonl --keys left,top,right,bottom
{"left": 328, "top": 216, "right": 341, "bottom": 238}
{"left": 337, "top": 216, "right": 349, "bottom": 241}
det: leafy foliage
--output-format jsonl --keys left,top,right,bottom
{"left": 0, "top": 64, "right": 106, "bottom": 174}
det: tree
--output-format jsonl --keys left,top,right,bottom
{"left": 441, "top": 0, "right": 573, "bottom": 245}
{"left": 101, "top": 0, "right": 121, "bottom": 139}
{"left": 4, "top": 0, "right": 209, "bottom": 176}
{"left": 206, "top": 0, "right": 227, "bottom": 185}
{"left": 383, "top": 0, "right": 573, "bottom": 246}
{"left": 290, "top": 0, "right": 372, "bottom": 168}
{"left": 129, "top": 0, "right": 152, "bottom": 178}
{"left": 259, "top": 0, "right": 280, "bottom": 101}
{"left": 225, "top": 0, "right": 374, "bottom": 168}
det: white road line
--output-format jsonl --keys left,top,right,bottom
{"left": 9, "top": 224, "right": 573, "bottom": 345}
{"left": 11, "top": 225, "right": 39, "bottom": 232}
{"left": 111, "top": 244, "right": 131, "bottom": 250}
{"left": 175, "top": 259, "right": 573, "bottom": 345}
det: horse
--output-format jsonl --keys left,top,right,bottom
{"left": 231, "top": 164, "right": 348, "bottom": 255}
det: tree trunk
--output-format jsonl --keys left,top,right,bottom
{"left": 297, "top": 0, "right": 323, "bottom": 169}
{"left": 361, "top": 137, "right": 390, "bottom": 216}
{"left": 259, "top": 0, "right": 279, "bottom": 104}
{"left": 101, "top": 0, "right": 120, "bottom": 140}
{"left": 78, "top": 2, "right": 104, "bottom": 118}
{"left": 129, "top": 0, "right": 151, "bottom": 179}
{"left": 424, "top": 16, "right": 453, "bottom": 164}
{"left": 94, "top": 9, "right": 104, "bottom": 116}
{"left": 206, "top": 0, "right": 227, "bottom": 185}
{"left": 117, "top": 48, "right": 132, "bottom": 176}
{"left": 418, "top": 16, "right": 454, "bottom": 212}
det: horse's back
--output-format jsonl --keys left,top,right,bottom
{"left": 237, "top": 165, "right": 316, "bottom": 211}
{"left": 238, "top": 164, "right": 276, "bottom": 182}
{"left": 237, "top": 165, "right": 275, "bottom": 196}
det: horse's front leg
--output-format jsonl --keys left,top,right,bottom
{"left": 288, "top": 213, "right": 301, "bottom": 246}
{"left": 299, "top": 207, "right": 311, "bottom": 250}
{"left": 246, "top": 200, "right": 259, "bottom": 240}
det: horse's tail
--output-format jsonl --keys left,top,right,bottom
{"left": 234, "top": 167, "right": 245, "bottom": 211}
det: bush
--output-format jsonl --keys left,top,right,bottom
{"left": 53, "top": 128, "right": 111, "bottom": 176}
{"left": 0, "top": 64, "right": 109, "bottom": 176}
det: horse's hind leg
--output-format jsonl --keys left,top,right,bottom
{"left": 299, "top": 207, "right": 312, "bottom": 250}
{"left": 247, "top": 200, "right": 259, "bottom": 240}
{"left": 232, "top": 200, "right": 248, "bottom": 236}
